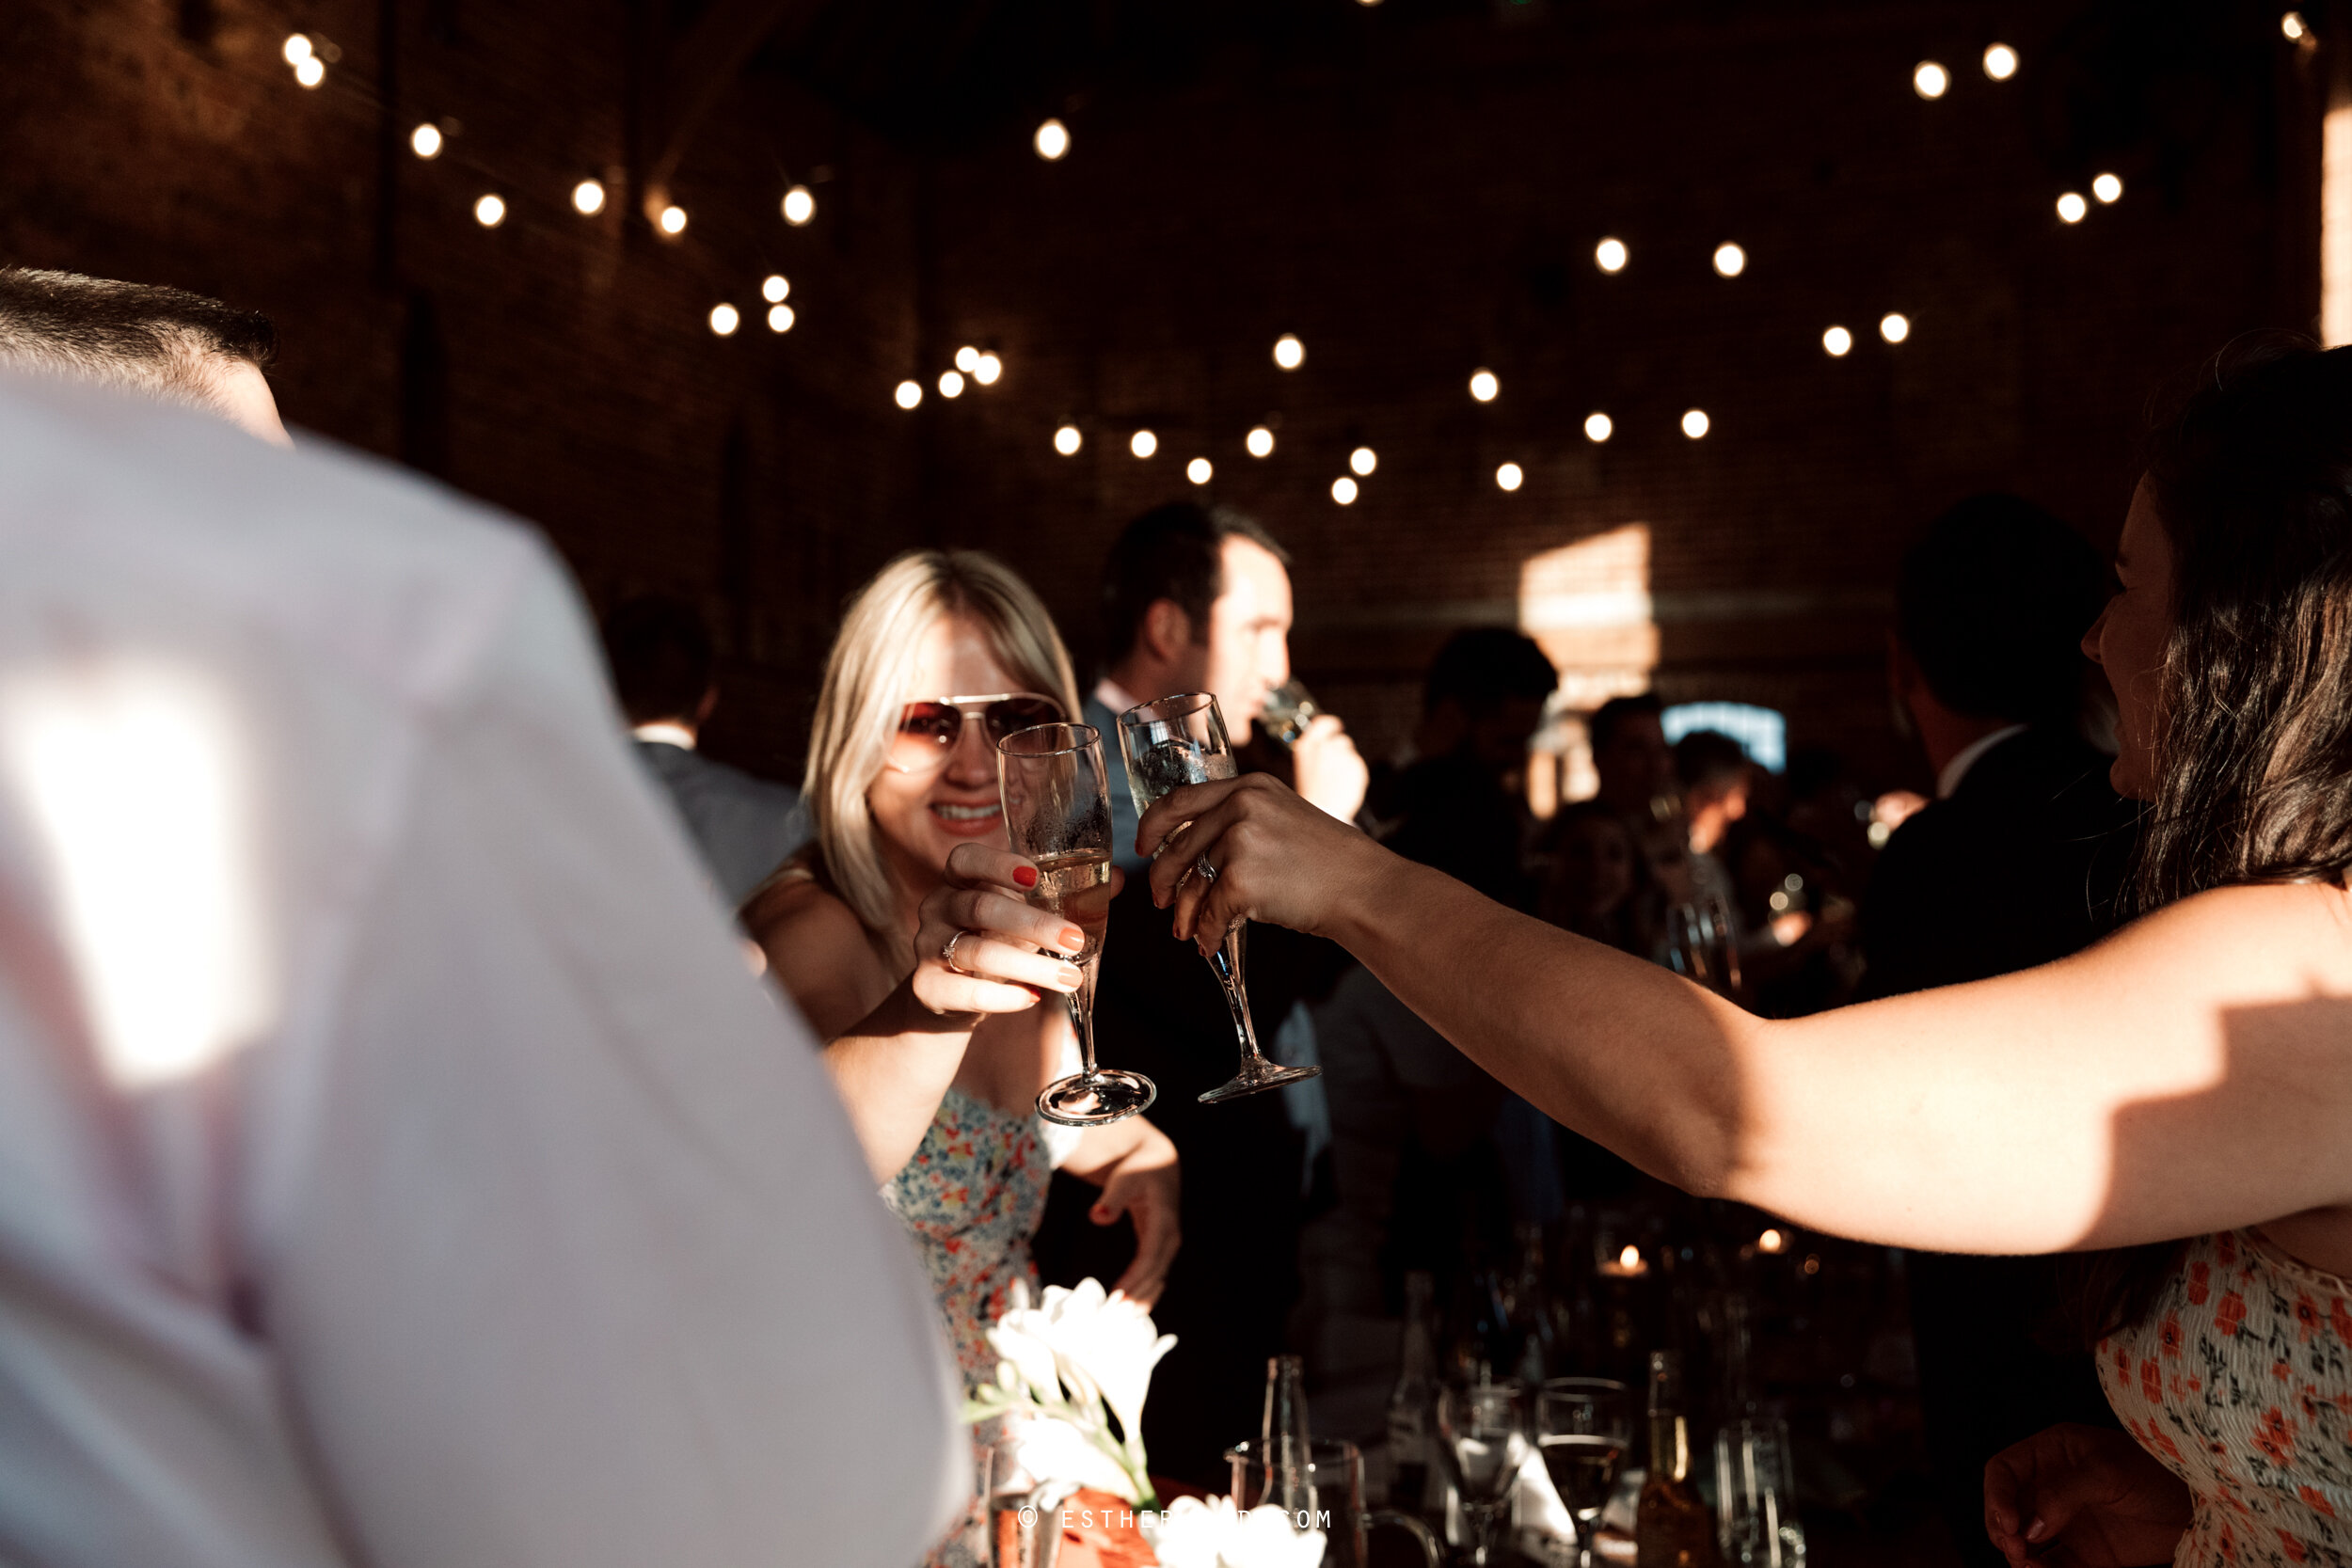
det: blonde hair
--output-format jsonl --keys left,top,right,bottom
{"left": 802, "top": 549, "right": 1080, "bottom": 966}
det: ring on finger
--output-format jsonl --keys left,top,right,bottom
{"left": 940, "top": 928, "right": 977, "bottom": 974}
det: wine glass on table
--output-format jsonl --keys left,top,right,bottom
{"left": 1437, "top": 1378, "right": 1530, "bottom": 1568}
{"left": 1539, "top": 1377, "right": 1633, "bottom": 1568}
{"left": 998, "top": 722, "right": 1155, "bottom": 1127}
{"left": 1115, "top": 691, "right": 1321, "bottom": 1104}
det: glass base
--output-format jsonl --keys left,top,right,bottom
{"left": 1037, "top": 1069, "right": 1157, "bottom": 1127}
{"left": 1198, "top": 1059, "right": 1321, "bottom": 1104}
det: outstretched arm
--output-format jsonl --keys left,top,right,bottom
{"left": 1139, "top": 773, "right": 2352, "bottom": 1255}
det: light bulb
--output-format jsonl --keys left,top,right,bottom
{"left": 2284, "top": 12, "right": 2310, "bottom": 41}
{"left": 1187, "top": 457, "right": 1214, "bottom": 485}
{"left": 1273, "top": 334, "right": 1305, "bottom": 370}
{"left": 973, "top": 353, "right": 1002, "bottom": 386}
{"left": 1823, "top": 325, "right": 1853, "bottom": 356}
{"left": 1713, "top": 242, "right": 1747, "bottom": 277}
{"left": 2092, "top": 172, "right": 2123, "bottom": 204}
{"left": 1331, "top": 476, "right": 1359, "bottom": 505}
{"left": 473, "top": 194, "right": 505, "bottom": 228}
{"left": 1246, "top": 426, "right": 1275, "bottom": 458}
{"left": 1470, "top": 369, "right": 1500, "bottom": 404}
{"left": 1584, "top": 412, "right": 1613, "bottom": 442}
{"left": 283, "top": 33, "right": 314, "bottom": 64}
{"left": 409, "top": 122, "right": 442, "bottom": 159}
{"left": 1682, "top": 408, "right": 1710, "bottom": 439}
{"left": 708, "top": 305, "right": 739, "bottom": 337}
{"left": 1034, "top": 119, "right": 1070, "bottom": 161}
{"left": 895, "top": 380, "right": 922, "bottom": 410}
{"left": 2057, "top": 191, "right": 2088, "bottom": 224}
{"left": 1983, "top": 42, "right": 2019, "bottom": 79}
{"left": 1914, "top": 60, "right": 1949, "bottom": 99}
{"left": 1880, "top": 312, "right": 1911, "bottom": 343}
{"left": 294, "top": 55, "right": 326, "bottom": 87}
{"left": 1347, "top": 447, "right": 1375, "bottom": 476}
{"left": 938, "top": 371, "right": 964, "bottom": 398}
{"left": 954, "top": 346, "right": 978, "bottom": 372}
{"left": 1758, "top": 1227, "right": 1787, "bottom": 1253}
{"left": 659, "top": 204, "right": 688, "bottom": 235}
{"left": 1130, "top": 430, "right": 1157, "bottom": 459}
{"left": 781, "top": 185, "right": 815, "bottom": 226}
{"left": 1054, "top": 425, "right": 1083, "bottom": 455}
{"left": 767, "top": 304, "right": 795, "bottom": 333}
{"left": 763, "top": 275, "right": 790, "bottom": 303}
{"left": 1595, "top": 237, "right": 1628, "bottom": 273}
{"left": 572, "top": 180, "right": 606, "bottom": 216}
{"left": 1495, "top": 462, "right": 1523, "bottom": 492}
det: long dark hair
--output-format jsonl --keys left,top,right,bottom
{"left": 2061, "top": 335, "right": 2352, "bottom": 1343}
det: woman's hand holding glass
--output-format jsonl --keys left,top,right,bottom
{"left": 909, "top": 842, "right": 1101, "bottom": 1018}
{"left": 1136, "top": 770, "right": 1384, "bottom": 957}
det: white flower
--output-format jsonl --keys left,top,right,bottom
{"left": 1010, "top": 1415, "right": 1136, "bottom": 1501}
{"left": 1139, "top": 1497, "right": 1326, "bottom": 1568}
{"left": 967, "top": 1277, "right": 1177, "bottom": 1508}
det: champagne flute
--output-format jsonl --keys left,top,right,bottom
{"left": 1115, "top": 691, "right": 1321, "bottom": 1104}
{"left": 1538, "top": 1378, "right": 1633, "bottom": 1568}
{"left": 1437, "top": 1378, "right": 1530, "bottom": 1568}
{"left": 999, "top": 722, "right": 1156, "bottom": 1126}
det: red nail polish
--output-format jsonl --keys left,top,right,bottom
{"left": 1014, "top": 864, "right": 1038, "bottom": 888}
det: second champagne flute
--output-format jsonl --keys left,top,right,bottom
{"left": 1115, "top": 691, "right": 1320, "bottom": 1104}
{"left": 998, "top": 722, "right": 1155, "bottom": 1127}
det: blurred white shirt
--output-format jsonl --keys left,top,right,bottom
{"left": 0, "top": 379, "right": 964, "bottom": 1568}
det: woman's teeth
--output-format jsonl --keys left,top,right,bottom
{"left": 933, "top": 802, "right": 1001, "bottom": 821}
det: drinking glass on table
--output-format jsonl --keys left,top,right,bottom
{"left": 1714, "top": 1417, "right": 1804, "bottom": 1568}
{"left": 1538, "top": 1378, "right": 1633, "bottom": 1568}
{"left": 1227, "top": 1438, "right": 1440, "bottom": 1568}
{"left": 998, "top": 721, "right": 1155, "bottom": 1127}
{"left": 1116, "top": 691, "right": 1321, "bottom": 1105}
{"left": 1437, "top": 1379, "right": 1530, "bottom": 1568}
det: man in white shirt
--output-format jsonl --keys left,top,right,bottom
{"left": 0, "top": 283, "right": 962, "bottom": 1568}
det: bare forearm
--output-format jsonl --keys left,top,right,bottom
{"left": 821, "top": 985, "right": 978, "bottom": 1183}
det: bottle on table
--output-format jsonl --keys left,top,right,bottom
{"left": 1505, "top": 1222, "right": 1558, "bottom": 1387}
{"left": 1636, "top": 1350, "right": 1724, "bottom": 1568}
{"left": 1386, "top": 1271, "right": 1440, "bottom": 1511}
{"left": 1262, "top": 1354, "right": 1316, "bottom": 1516}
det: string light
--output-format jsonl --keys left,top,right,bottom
{"left": 1584, "top": 412, "right": 1613, "bottom": 442}
{"left": 708, "top": 305, "right": 739, "bottom": 337}
{"left": 1757, "top": 1227, "right": 1788, "bottom": 1254}
{"left": 659, "top": 204, "right": 688, "bottom": 235}
{"left": 1713, "top": 242, "right": 1747, "bottom": 277}
{"left": 1273, "top": 334, "right": 1305, "bottom": 370}
{"left": 895, "top": 380, "right": 922, "bottom": 410}
{"left": 763, "top": 276, "right": 790, "bottom": 303}
{"left": 939, "top": 370, "right": 965, "bottom": 398}
{"left": 1034, "top": 119, "right": 1071, "bottom": 161}
{"left": 1822, "top": 325, "right": 1853, "bottom": 356}
{"left": 2092, "top": 172, "right": 2123, "bottom": 204}
{"left": 974, "top": 353, "right": 1002, "bottom": 386}
{"left": 2284, "top": 12, "right": 2311, "bottom": 41}
{"left": 767, "top": 304, "right": 795, "bottom": 333}
{"left": 1880, "top": 312, "right": 1911, "bottom": 343}
{"left": 1054, "top": 425, "right": 1083, "bottom": 455}
{"left": 1682, "top": 409, "right": 1710, "bottom": 439}
{"left": 1495, "top": 462, "right": 1523, "bottom": 491}
{"left": 1469, "top": 369, "right": 1500, "bottom": 403}
{"left": 1913, "top": 60, "right": 1949, "bottom": 99}
{"left": 473, "top": 194, "right": 505, "bottom": 228}
{"left": 282, "top": 33, "right": 313, "bottom": 65}
{"left": 1349, "top": 447, "right": 1377, "bottom": 476}
{"left": 1188, "top": 457, "right": 1214, "bottom": 484}
{"left": 1331, "top": 476, "right": 1359, "bottom": 504}
{"left": 294, "top": 55, "right": 326, "bottom": 87}
{"left": 955, "top": 346, "right": 979, "bottom": 372}
{"left": 409, "top": 123, "right": 442, "bottom": 159}
{"left": 1246, "top": 426, "right": 1275, "bottom": 458}
{"left": 1983, "top": 42, "right": 2019, "bottom": 80}
{"left": 781, "top": 185, "right": 815, "bottom": 226}
{"left": 1130, "top": 430, "right": 1157, "bottom": 459}
{"left": 1595, "top": 237, "right": 1629, "bottom": 273}
{"left": 2057, "top": 191, "right": 2088, "bottom": 223}
{"left": 572, "top": 180, "right": 606, "bottom": 216}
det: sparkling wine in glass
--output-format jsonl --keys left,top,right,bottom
{"left": 999, "top": 722, "right": 1155, "bottom": 1127}
{"left": 1437, "top": 1378, "right": 1530, "bottom": 1568}
{"left": 1539, "top": 1378, "right": 1633, "bottom": 1568}
{"left": 1115, "top": 691, "right": 1320, "bottom": 1105}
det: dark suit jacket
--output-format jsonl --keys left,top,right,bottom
{"left": 1860, "top": 726, "right": 2139, "bottom": 1568}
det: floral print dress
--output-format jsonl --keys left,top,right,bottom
{"left": 2101, "top": 1228, "right": 2352, "bottom": 1566}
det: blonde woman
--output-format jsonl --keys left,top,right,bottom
{"left": 743, "top": 552, "right": 1179, "bottom": 1516}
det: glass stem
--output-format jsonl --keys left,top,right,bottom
{"left": 1065, "top": 958, "right": 1101, "bottom": 1078}
{"left": 1205, "top": 923, "right": 1268, "bottom": 1064}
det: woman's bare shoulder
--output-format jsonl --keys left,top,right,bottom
{"left": 745, "top": 878, "right": 894, "bottom": 1035}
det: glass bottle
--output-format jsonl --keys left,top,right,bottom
{"left": 1636, "top": 1350, "right": 1724, "bottom": 1568}
{"left": 1262, "top": 1354, "right": 1316, "bottom": 1516}
{"left": 1387, "top": 1272, "right": 1440, "bottom": 1511}
{"left": 1506, "top": 1223, "right": 1557, "bottom": 1387}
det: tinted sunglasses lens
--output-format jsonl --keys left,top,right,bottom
{"left": 898, "top": 703, "right": 963, "bottom": 748}
{"left": 986, "top": 697, "right": 1063, "bottom": 740}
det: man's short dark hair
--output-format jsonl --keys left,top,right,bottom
{"left": 602, "top": 596, "right": 715, "bottom": 726}
{"left": 1897, "top": 493, "right": 2109, "bottom": 727}
{"left": 1588, "top": 692, "right": 1661, "bottom": 753}
{"left": 0, "top": 267, "right": 277, "bottom": 418}
{"left": 1673, "top": 729, "right": 1749, "bottom": 790}
{"left": 1423, "top": 627, "right": 1558, "bottom": 717}
{"left": 1099, "top": 501, "right": 1290, "bottom": 666}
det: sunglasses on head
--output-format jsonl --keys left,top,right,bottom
{"left": 892, "top": 693, "right": 1066, "bottom": 760}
